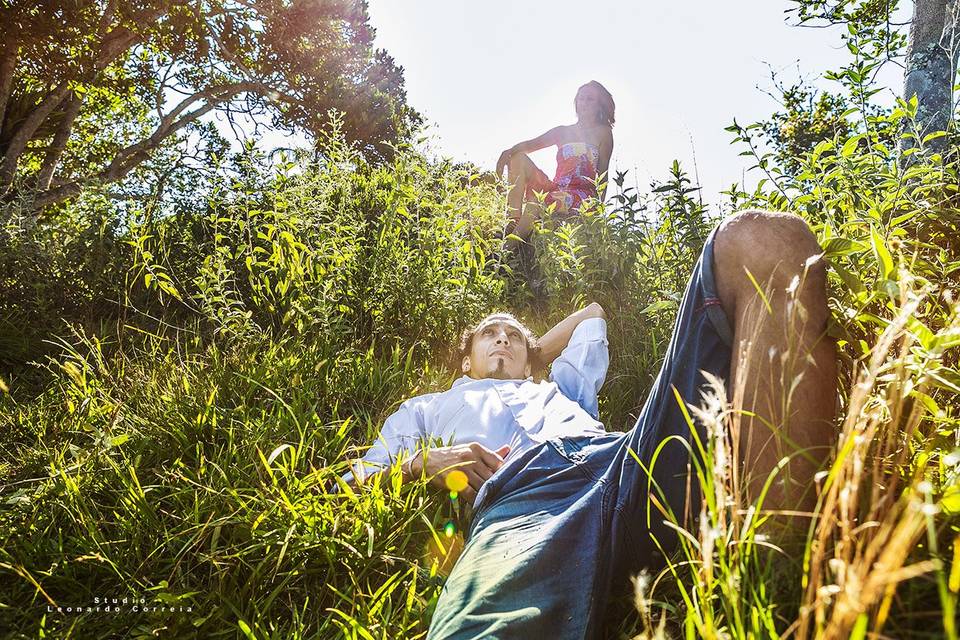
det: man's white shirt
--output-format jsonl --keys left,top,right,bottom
{"left": 345, "top": 318, "right": 609, "bottom": 482}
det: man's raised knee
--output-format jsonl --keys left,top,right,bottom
{"left": 716, "top": 210, "right": 823, "bottom": 279}
{"left": 714, "top": 210, "right": 826, "bottom": 314}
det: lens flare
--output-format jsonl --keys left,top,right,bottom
{"left": 444, "top": 521, "right": 456, "bottom": 537}
{"left": 445, "top": 470, "right": 469, "bottom": 493}
{"left": 449, "top": 490, "right": 458, "bottom": 501}
{"left": 423, "top": 530, "right": 465, "bottom": 577}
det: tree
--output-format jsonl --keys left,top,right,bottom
{"left": 902, "top": 0, "right": 960, "bottom": 144}
{"left": 761, "top": 80, "right": 853, "bottom": 178}
{"left": 787, "top": 0, "right": 959, "bottom": 149}
{"left": 0, "top": 0, "right": 418, "bottom": 215}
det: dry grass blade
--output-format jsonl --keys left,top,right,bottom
{"left": 799, "top": 287, "right": 939, "bottom": 639}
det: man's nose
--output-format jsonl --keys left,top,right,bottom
{"left": 495, "top": 332, "right": 510, "bottom": 345}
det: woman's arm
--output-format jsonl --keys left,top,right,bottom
{"left": 538, "top": 302, "right": 606, "bottom": 366}
{"left": 496, "top": 125, "right": 566, "bottom": 175}
{"left": 597, "top": 128, "right": 614, "bottom": 201}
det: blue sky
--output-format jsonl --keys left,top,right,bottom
{"left": 365, "top": 1, "right": 907, "bottom": 204}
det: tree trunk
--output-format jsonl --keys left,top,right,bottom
{"left": 0, "top": 41, "right": 16, "bottom": 138}
{"left": 0, "top": 82, "right": 72, "bottom": 191}
{"left": 902, "top": 0, "right": 960, "bottom": 151}
{"left": 0, "top": 5, "right": 150, "bottom": 194}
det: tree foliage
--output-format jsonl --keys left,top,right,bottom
{"left": 0, "top": 0, "right": 418, "bottom": 216}
{"left": 761, "top": 81, "right": 852, "bottom": 177}
{"left": 787, "top": 0, "right": 960, "bottom": 151}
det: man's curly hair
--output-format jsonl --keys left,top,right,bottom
{"left": 457, "top": 312, "right": 542, "bottom": 373}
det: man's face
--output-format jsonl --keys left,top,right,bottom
{"left": 463, "top": 316, "right": 531, "bottom": 380}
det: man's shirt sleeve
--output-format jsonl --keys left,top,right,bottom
{"left": 548, "top": 317, "right": 609, "bottom": 418}
{"left": 342, "top": 394, "right": 434, "bottom": 483}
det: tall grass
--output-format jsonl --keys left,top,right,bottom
{"left": 625, "top": 97, "right": 960, "bottom": 637}
{"left": 0, "top": 134, "right": 705, "bottom": 637}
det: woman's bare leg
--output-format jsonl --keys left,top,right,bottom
{"left": 712, "top": 210, "right": 838, "bottom": 516}
{"left": 506, "top": 202, "right": 543, "bottom": 249}
{"left": 504, "top": 153, "right": 542, "bottom": 251}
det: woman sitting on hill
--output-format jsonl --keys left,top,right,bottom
{"left": 496, "top": 80, "right": 615, "bottom": 250}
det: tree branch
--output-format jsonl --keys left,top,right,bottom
{"left": 158, "top": 81, "right": 264, "bottom": 133}
{"left": 36, "top": 94, "right": 83, "bottom": 190}
{"left": 203, "top": 12, "right": 260, "bottom": 83}
{"left": 97, "top": 0, "right": 118, "bottom": 37}
{"left": 30, "top": 82, "right": 266, "bottom": 213}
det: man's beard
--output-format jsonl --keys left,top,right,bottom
{"left": 487, "top": 358, "right": 511, "bottom": 380}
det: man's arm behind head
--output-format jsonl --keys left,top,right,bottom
{"left": 538, "top": 302, "right": 606, "bottom": 366}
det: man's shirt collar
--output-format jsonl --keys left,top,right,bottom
{"left": 451, "top": 374, "right": 532, "bottom": 388}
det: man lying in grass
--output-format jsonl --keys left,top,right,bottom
{"left": 344, "top": 210, "right": 837, "bottom": 640}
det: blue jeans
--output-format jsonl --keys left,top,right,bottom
{"left": 427, "top": 228, "right": 734, "bottom": 640}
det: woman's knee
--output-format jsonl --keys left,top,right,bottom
{"left": 507, "top": 152, "right": 533, "bottom": 177}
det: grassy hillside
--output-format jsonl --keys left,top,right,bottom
{"left": 2, "top": 113, "right": 960, "bottom": 638}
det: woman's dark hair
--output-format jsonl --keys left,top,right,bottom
{"left": 577, "top": 80, "right": 616, "bottom": 128}
{"left": 456, "top": 312, "right": 542, "bottom": 372}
